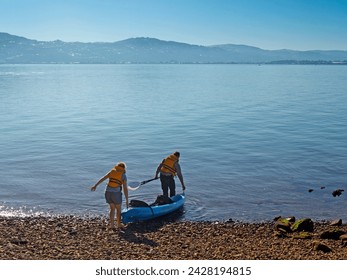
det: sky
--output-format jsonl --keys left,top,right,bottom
{"left": 1, "top": 0, "right": 347, "bottom": 50}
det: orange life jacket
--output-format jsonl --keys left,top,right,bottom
{"left": 108, "top": 165, "right": 125, "bottom": 188}
{"left": 160, "top": 154, "right": 178, "bottom": 176}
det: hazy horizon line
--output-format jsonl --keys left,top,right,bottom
{"left": 2, "top": 32, "right": 347, "bottom": 52}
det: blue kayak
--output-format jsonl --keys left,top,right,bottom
{"left": 121, "top": 194, "right": 185, "bottom": 224}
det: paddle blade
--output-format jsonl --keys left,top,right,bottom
{"left": 128, "top": 177, "right": 159, "bottom": 191}
{"left": 127, "top": 185, "right": 141, "bottom": 191}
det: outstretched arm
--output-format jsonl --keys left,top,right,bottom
{"left": 155, "top": 161, "right": 163, "bottom": 178}
{"left": 123, "top": 180, "right": 129, "bottom": 208}
{"left": 91, "top": 172, "right": 110, "bottom": 191}
{"left": 175, "top": 163, "right": 186, "bottom": 191}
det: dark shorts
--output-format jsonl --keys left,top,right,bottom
{"left": 105, "top": 191, "right": 122, "bottom": 205}
{"left": 160, "top": 173, "right": 176, "bottom": 197}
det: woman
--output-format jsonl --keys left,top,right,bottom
{"left": 91, "top": 162, "right": 129, "bottom": 229}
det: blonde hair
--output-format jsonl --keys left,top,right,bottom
{"left": 116, "top": 162, "right": 127, "bottom": 169}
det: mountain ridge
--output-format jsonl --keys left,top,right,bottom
{"left": 1, "top": 32, "right": 347, "bottom": 64}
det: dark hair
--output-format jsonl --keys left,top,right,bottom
{"left": 173, "top": 151, "right": 180, "bottom": 158}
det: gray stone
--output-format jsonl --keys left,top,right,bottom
{"left": 313, "top": 242, "right": 332, "bottom": 253}
{"left": 330, "top": 219, "right": 342, "bottom": 226}
{"left": 320, "top": 230, "right": 345, "bottom": 240}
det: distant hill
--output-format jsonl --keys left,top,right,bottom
{"left": 1, "top": 32, "right": 347, "bottom": 64}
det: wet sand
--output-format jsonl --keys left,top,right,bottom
{"left": 1, "top": 216, "right": 346, "bottom": 260}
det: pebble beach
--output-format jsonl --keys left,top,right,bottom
{"left": 1, "top": 215, "right": 347, "bottom": 260}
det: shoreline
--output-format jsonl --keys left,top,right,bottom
{"left": 1, "top": 215, "right": 347, "bottom": 260}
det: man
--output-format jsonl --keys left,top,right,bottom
{"left": 155, "top": 151, "right": 186, "bottom": 197}
{"left": 91, "top": 162, "right": 129, "bottom": 229}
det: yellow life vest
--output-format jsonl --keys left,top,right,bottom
{"left": 160, "top": 154, "right": 178, "bottom": 176}
{"left": 108, "top": 165, "right": 125, "bottom": 188}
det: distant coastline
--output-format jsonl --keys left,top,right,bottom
{"left": 1, "top": 32, "right": 347, "bottom": 65}
{"left": 267, "top": 60, "right": 347, "bottom": 65}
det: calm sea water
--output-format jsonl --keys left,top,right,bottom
{"left": 0, "top": 64, "right": 346, "bottom": 222}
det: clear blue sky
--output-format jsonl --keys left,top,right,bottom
{"left": 1, "top": 0, "right": 347, "bottom": 50}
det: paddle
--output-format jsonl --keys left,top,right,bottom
{"left": 128, "top": 177, "right": 159, "bottom": 191}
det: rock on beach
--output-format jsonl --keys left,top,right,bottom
{"left": 1, "top": 216, "right": 347, "bottom": 260}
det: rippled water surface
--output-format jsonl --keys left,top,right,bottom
{"left": 0, "top": 64, "right": 346, "bottom": 221}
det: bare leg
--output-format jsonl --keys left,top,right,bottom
{"left": 109, "top": 203, "right": 116, "bottom": 229}
{"left": 115, "top": 204, "right": 123, "bottom": 228}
